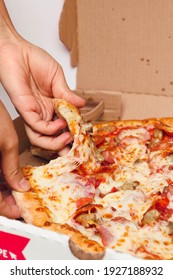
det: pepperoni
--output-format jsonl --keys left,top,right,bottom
{"left": 92, "top": 127, "right": 118, "bottom": 147}
{"left": 111, "top": 187, "right": 117, "bottom": 193}
{"left": 155, "top": 197, "right": 169, "bottom": 212}
{"left": 101, "top": 150, "right": 115, "bottom": 164}
{"left": 76, "top": 197, "right": 94, "bottom": 208}
{"left": 153, "top": 196, "right": 173, "bottom": 220}
{"left": 97, "top": 217, "right": 130, "bottom": 247}
{"left": 168, "top": 184, "right": 173, "bottom": 195}
{"left": 151, "top": 136, "right": 173, "bottom": 152}
{"left": 99, "top": 187, "right": 118, "bottom": 198}
{"left": 97, "top": 225, "right": 114, "bottom": 247}
{"left": 112, "top": 217, "right": 130, "bottom": 223}
{"left": 73, "top": 204, "right": 103, "bottom": 219}
{"left": 93, "top": 135, "right": 106, "bottom": 146}
{"left": 85, "top": 177, "right": 105, "bottom": 189}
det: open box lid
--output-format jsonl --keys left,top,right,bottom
{"left": 60, "top": 0, "right": 173, "bottom": 120}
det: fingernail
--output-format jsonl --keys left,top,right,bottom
{"left": 19, "top": 178, "right": 30, "bottom": 191}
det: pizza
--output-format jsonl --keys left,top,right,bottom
{"left": 13, "top": 99, "right": 173, "bottom": 260}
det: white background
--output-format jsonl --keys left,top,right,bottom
{"left": 1, "top": 0, "right": 75, "bottom": 119}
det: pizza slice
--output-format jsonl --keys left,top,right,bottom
{"left": 53, "top": 99, "right": 103, "bottom": 174}
{"left": 13, "top": 99, "right": 105, "bottom": 259}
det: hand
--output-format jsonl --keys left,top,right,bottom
{"left": 0, "top": 39, "right": 85, "bottom": 151}
{"left": 0, "top": 182, "right": 20, "bottom": 219}
{"left": 0, "top": 100, "right": 30, "bottom": 217}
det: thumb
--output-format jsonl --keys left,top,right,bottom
{"left": 52, "top": 65, "right": 85, "bottom": 108}
{"left": 1, "top": 143, "right": 30, "bottom": 192}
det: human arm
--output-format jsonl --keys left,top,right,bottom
{"left": 0, "top": 0, "right": 85, "bottom": 150}
{"left": 0, "top": 100, "right": 30, "bottom": 218}
{"left": 0, "top": 0, "right": 85, "bottom": 218}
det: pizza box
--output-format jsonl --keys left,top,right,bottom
{"left": 59, "top": 0, "right": 173, "bottom": 121}
{"left": 1, "top": 0, "right": 173, "bottom": 261}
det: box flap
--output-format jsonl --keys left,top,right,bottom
{"left": 76, "top": 0, "right": 173, "bottom": 96}
{"left": 76, "top": 89, "right": 122, "bottom": 121}
{"left": 59, "top": 0, "right": 78, "bottom": 67}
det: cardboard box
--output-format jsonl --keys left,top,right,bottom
{"left": 60, "top": 0, "right": 173, "bottom": 120}
{"left": 2, "top": 0, "right": 173, "bottom": 260}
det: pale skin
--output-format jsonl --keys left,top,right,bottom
{"left": 0, "top": 0, "right": 85, "bottom": 218}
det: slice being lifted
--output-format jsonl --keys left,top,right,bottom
{"left": 13, "top": 99, "right": 173, "bottom": 259}
{"left": 13, "top": 99, "right": 105, "bottom": 260}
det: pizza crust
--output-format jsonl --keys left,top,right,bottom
{"left": 43, "top": 223, "right": 105, "bottom": 259}
{"left": 69, "top": 239, "right": 105, "bottom": 260}
{"left": 13, "top": 189, "right": 105, "bottom": 259}
{"left": 93, "top": 117, "right": 173, "bottom": 132}
{"left": 12, "top": 190, "right": 50, "bottom": 226}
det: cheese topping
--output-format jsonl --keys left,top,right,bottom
{"left": 26, "top": 101, "right": 173, "bottom": 259}
{"left": 95, "top": 190, "right": 154, "bottom": 223}
{"left": 118, "top": 127, "right": 151, "bottom": 142}
{"left": 113, "top": 140, "right": 148, "bottom": 166}
{"left": 31, "top": 172, "right": 95, "bottom": 223}
{"left": 98, "top": 220, "right": 173, "bottom": 259}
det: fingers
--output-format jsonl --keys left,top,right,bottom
{"left": 0, "top": 184, "right": 21, "bottom": 219}
{"left": 1, "top": 138, "right": 30, "bottom": 192}
{"left": 0, "top": 101, "right": 30, "bottom": 192}
{"left": 23, "top": 111, "right": 67, "bottom": 136}
{"left": 52, "top": 65, "right": 86, "bottom": 108}
{"left": 25, "top": 123, "right": 73, "bottom": 150}
{"left": 57, "top": 146, "right": 71, "bottom": 156}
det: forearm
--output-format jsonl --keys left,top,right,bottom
{"left": 0, "top": 0, "right": 21, "bottom": 44}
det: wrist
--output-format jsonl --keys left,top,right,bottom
{"left": 0, "top": 0, "right": 22, "bottom": 47}
{"left": 0, "top": 21, "right": 21, "bottom": 47}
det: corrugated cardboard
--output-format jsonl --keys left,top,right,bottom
{"left": 60, "top": 0, "right": 173, "bottom": 120}
{"left": 77, "top": 89, "right": 122, "bottom": 121}
{"left": 59, "top": 0, "right": 78, "bottom": 67}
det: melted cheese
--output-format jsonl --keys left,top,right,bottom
{"left": 97, "top": 161, "right": 167, "bottom": 197}
{"left": 99, "top": 220, "right": 173, "bottom": 259}
{"left": 118, "top": 127, "right": 150, "bottom": 142}
{"left": 31, "top": 172, "right": 95, "bottom": 223}
{"left": 150, "top": 151, "right": 170, "bottom": 169}
{"left": 114, "top": 140, "right": 148, "bottom": 166}
{"left": 136, "top": 173, "right": 167, "bottom": 196}
{"left": 95, "top": 190, "right": 154, "bottom": 223}
{"left": 136, "top": 223, "right": 173, "bottom": 259}
{"left": 101, "top": 220, "right": 138, "bottom": 253}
